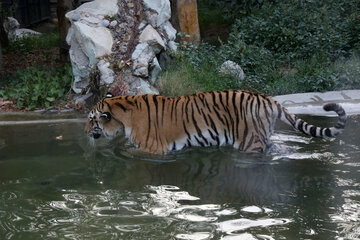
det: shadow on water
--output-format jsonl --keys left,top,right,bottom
{"left": 0, "top": 115, "right": 359, "bottom": 239}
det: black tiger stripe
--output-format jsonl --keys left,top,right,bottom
{"left": 182, "top": 120, "right": 191, "bottom": 139}
{"left": 225, "top": 90, "right": 229, "bottom": 105}
{"left": 218, "top": 91, "right": 226, "bottom": 111}
{"left": 187, "top": 139, "right": 192, "bottom": 147}
{"left": 232, "top": 91, "right": 240, "bottom": 139}
{"left": 244, "top": 133, "right": 255, "bottom": 152}
{"left": 201, "top": 108, "right": 210, "bottom": 126}
{"left": 310, "top": 126, "right": 317, "bottom": 137}
{"left": 170, "top": 98, "right": 176, "bottom": 121}
{"left": 192, "top": 105, "right": 209, "bottom": 145}
{"left": 104, "top": 101, "right": 113, "bottom": 113}
{"left": 115, "top": 102, "right": 127, "bottom": 112}
{"left": 239, "top": 91, "right": 245, "bottom": 120}
{"left": 153, "top": 95, "right": 159, "bottom": 126}
{"left": 174, "top": 97, "right": 181, "bottom": 123}
{"left": 162, "top": 98, "right": 165, "bottom": 126}
{"left": 208, "top": 114, "right": 219, "bottom": 135}
{"left": 194, "top": 135, "right": 205, "bottom": 147}
{"left": 125, "top": 96, "right": 135, "bottom": 105}
{"left": 277, "top": 102, "right": 282, "bottom": 119}
{"left": 185, "top": 97, "right": 191, "bottom": 123}
{"left": 211, "top": 91, "right": 220, "bottom": 109}
{"left": 203, "top": 97, "right": 212, "bottom": 113}
{"left": 213, "top": 106, "right": 225, "bottom": 125}
{"left": 193, "top": 97, "right": 201, "bottom": 115}
{"left": 224, "top": 129, "right": 229, "bottom": 144}
{"left": 142, "top": 95, "right": 151, "bottom": 148}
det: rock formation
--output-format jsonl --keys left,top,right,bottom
{"left": 66, "top": 0, "right": 177, "bottom": 100}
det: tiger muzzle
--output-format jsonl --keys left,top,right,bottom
{"left": 89, "top": 127, "right": 102, "bottom": 139}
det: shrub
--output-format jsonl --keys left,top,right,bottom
{"left": 0, "top": 65, "right": 73, "bottom": 109}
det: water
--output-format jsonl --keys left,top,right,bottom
{"left": 0, "top": 114, "right": 359, "bottom": 239}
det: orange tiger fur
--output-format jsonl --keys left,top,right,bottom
{"left": 85, "top": 90, "right": 346, "bottom": 154}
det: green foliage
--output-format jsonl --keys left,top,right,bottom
{"left": 198, "top": 0, "right": 266, "bottom": 20}
{"left": 159, "top": 0, "right": 360, "bottom": 97}
{"left": 3, "top": 30, "right": 60, "bottom": 54}
{"left": 231, "top": 0, "right": 360, "bottom": 61}
{"left": 0, "top": 65, "right": 73, "bottom": 110}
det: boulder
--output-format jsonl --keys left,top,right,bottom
{"left": 66, "top": 0, "right": 116, "bottom": 93}
{"left": 139, "top": 25, "right": 165, "bottom": 54}
{"left": 219, "top": 60, "right": 246, "bottom": 81}
{"left": 132, "top": 43, "right": 155, "bottom": 78}
{"left": 143, "top": 0, "right": 171, "bottom": 27}
{"left": 160, "top": 21, "right": 177, "bottom": 41}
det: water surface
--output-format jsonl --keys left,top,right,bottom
{"left": 0, "top": 115, "right": 359, "bottom": 239}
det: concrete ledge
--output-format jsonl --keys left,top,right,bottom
{"left": 273, "top": 90, "right": 360, "bottom": 116}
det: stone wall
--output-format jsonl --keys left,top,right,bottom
{"left": 66, "top": 0, "right": 177, "bottom": 99}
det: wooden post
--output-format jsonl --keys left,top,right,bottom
{"left": 176, "top": 0, "right": 200, "bottom": 45}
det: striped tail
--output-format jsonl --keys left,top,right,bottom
{"left": 280, "top": 103, "right": 347, "bottom": 138}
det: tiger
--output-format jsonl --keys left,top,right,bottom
{"left": 85, "top": 90, "right": 346, "bottom": 154}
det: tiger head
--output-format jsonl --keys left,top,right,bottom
{"left": 85, "top": 92, "right": 129, "bottom": 141}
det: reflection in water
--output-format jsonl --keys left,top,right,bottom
{"left": 0, "top": 116, "right": 359, "bottom": 239}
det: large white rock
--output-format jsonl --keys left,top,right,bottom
{"left": 66, "top": 0, "right": 116, "bottom": 93}
{"left": 97, "top": 60, "right": 115, "bottom": 85}
{"left": 71, "top": 22, "right": 113, "bottom": 66}
{"left": 132, "top": 43, "right": 155, "bottom": 77}
{"left": 143, "top": 0, "right": 171, "bottom": 27}
{"left": 139, "top": 25, "right": 165, "bottom": 54}
{"left": 150, "top": 57, "right": 162, "bottom": 84}
{"left": 160, "top": 21, "right": 176, "bottom": 41}
{"left": 128, "top": 78, "right": 159, "bottom": 95}
{"left": 66, "top": 0, "right": 118, "bottom": 22}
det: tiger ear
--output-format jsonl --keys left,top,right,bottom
{"left": 100, "top": 112, "right": 111, "bottom": 121}
{"left": 105, "top": 92, "right": 113, "bottom": 98}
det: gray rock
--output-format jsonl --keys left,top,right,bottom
{"left": 168, "top": 41, "right": 178, "bottom": 53}
{"left": 150, "top": 57, "right": 162, "bottom": 84}
{"left": 97, "top": 60, "right": 115, "bottom": 85}
{"left": 143, "top": 0, "right": 171, "bottom": 27}
{"left": 110, "top": 20, "right": 118, "bottom": 27}
{"left": 102, "top": 19, "right": 110, "bottom": 27}
{"left": 75, "top": 92, "right": 93, "bottom": 106}
{"left": 128, "top": 78, "right": 159, "bottom": 95}
{"left": 66, "top": 0, "right": 115, "bottom": 93}
{"left": 139, "top": 25, "right": 165, "bottom": 54}
{"left": 160, "top": 21, "right": 176, "bottom": 41}
{"left": 132, "top": 43, "right": 155, "bottom": 77}
{"left": 219, "top": 60, "right": 246, "bottom": 81}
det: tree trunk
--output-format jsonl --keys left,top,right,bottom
{"left": 175, "top": 0, "right": 200, "bottom": 45}
{"left": 0, "top": 40, "right": 3, "bottom": 73}
{"left": 0, "top": 17, "right": 8, "bottom": 73}
{"left": 57, "top": 0, "right": 73, "bottom": 62}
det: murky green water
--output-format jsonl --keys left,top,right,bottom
{"left": 0, "top": 114, "right": 359, "bottom": 240}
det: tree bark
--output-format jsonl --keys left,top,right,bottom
{"left": 57, "top": 0, "right": 73, "bottom": 62}
{"left": 175, "top": 0, "right": 200, "bottom": 45}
